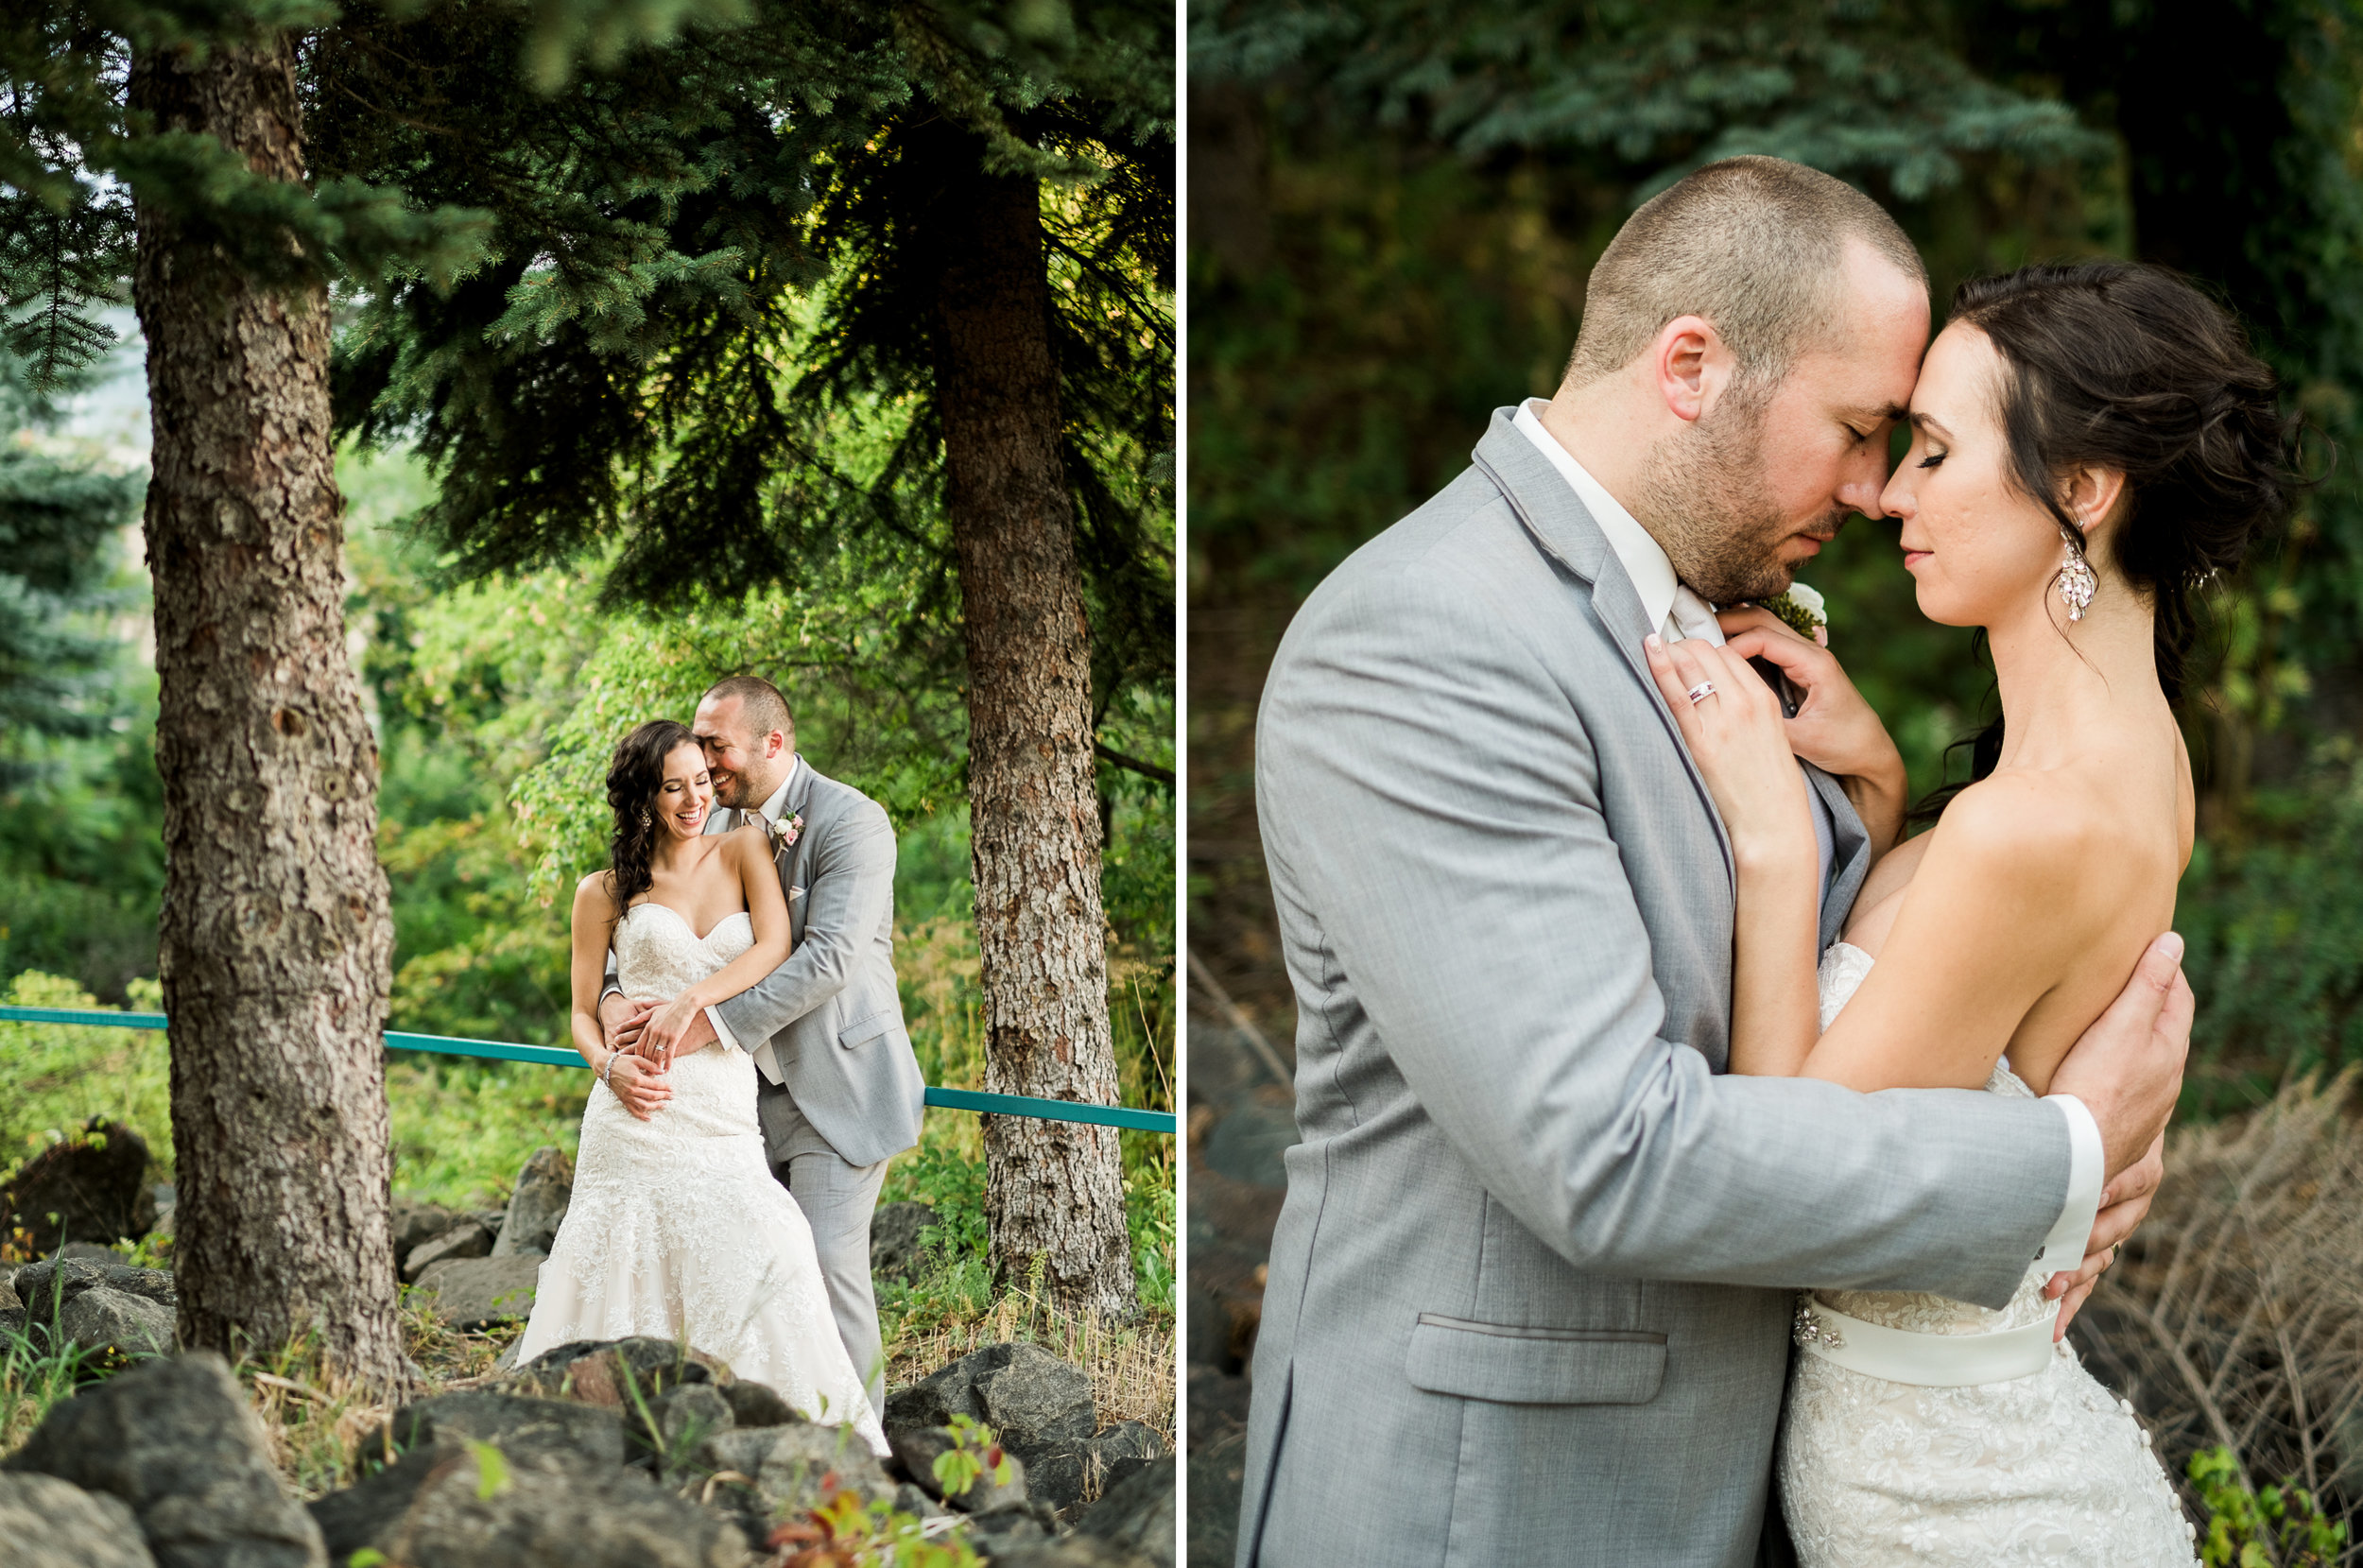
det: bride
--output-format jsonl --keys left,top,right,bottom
{"left": 1646, "top": 260, "right": 2299, "bottom": 1564}
{"left": 511, "top": 717, "right": 888, "bottom": 1456}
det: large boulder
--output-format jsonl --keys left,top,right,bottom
{"left": 1086, "top": 1422, "right": 1164, "bottom": 1499}
{"left": 389, "top": 1200, "right": 459, "bottom": 1268}
{"left": 1075, "top": 1456, "right": 1175, "bottom": 1568}
{"left": 492, "top": 1146, "right": 574, "bottom": 1258}
{"left": 869, "top": 1200, "right": 939, "bottom": 1284}
{"left": 639, "top": 1383, "right": 734, "bottom": 1471}
{"left": 3, "top": 1351, "right": 325, "bottom": 1568}
{"left": 0, "top": 1471, "right": 157, "bottom": 1568}
{"left": 0, "top": 1120, "right": 156, "bottom": 1254}
{"left": 716, "top": 1380, "right": 798, "bottom": 1429}
{"left": 403, "top": 1220, "right": 493, "bottom": 1283}
{"left": 13, "top": 1257, "right": 177, "bottom": 1315}
{"left": 413, "top": 1254, "right": 542, "bottom": 1329}
{"left": 319, "top": 1443, "right": 748, "bottom": 1568}
{"left": 886, "top": 1343, "right": 1099, "bottom": 1514}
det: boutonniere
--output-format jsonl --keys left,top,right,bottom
{"left": 1759, "top": 581, "right": 1828, "bottom": 646}
{"left": 768, "top": 812, "right": 802, "bottom": 849}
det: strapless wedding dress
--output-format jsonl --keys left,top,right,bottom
{"left": 1776, "top": 941, "right": 2195, "bottom": 1564}
{"left": 512, "top": 904, "right": 888, "bottom": 1455}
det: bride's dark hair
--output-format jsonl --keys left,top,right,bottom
{"left": 607, "top": 719, "right": 701, "bottom": 907}
{"left": 1915, "top": 259, "right": 2307, "bottom": 818}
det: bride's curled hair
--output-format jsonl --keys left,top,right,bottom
{"left": 1937, "top": 260, "right": 2309, "bottom": 792}
{"left": 607, "top": 719, "right": 699, "bottom": 908}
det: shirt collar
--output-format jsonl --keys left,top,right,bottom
{"left": 1512, "top": 398, "right": 1682, "bottom": 634}
{"left": 752, "top": 754, "right": 799, "bottom": 824}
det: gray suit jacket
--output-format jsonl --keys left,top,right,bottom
{"left": 704, "top": 762, "right": 925, "bottom": 1170}
{"left": 1236, "top": 410, "right": 2075, "bottom": 1568}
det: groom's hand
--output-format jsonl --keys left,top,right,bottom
{"left": 2045, "top": 932, "right": 2192, "bottom": 1179}
{"left": 604, "top": 1051, "right": 671, "bottom": 1120}
{"left": 601, "top": 993, "right": 659, "bottom": 1053}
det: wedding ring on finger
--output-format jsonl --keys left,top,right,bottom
{"left": 1685, "top": 681, "right": 1717, "bottom": 705}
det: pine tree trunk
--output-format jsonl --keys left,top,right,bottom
{"left": 917, "top": 126, "right": 1137, "bottom": 1318}
{"left": 129, "top": 36, "right": 406, "bottom": 1387}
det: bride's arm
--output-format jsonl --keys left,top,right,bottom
{"left": 1643, "top": 636, "right": 1821, "bottom": 1076}
{"left": 568, "top": 872, "right": 622, "bottom": 1068}
{"left": 1802, "top": 777, "right": 2091, "bottom": 1091}
{"left": 636, "top": 829, "right": 792, "bottom": 1058}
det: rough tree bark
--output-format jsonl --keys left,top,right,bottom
{"left": 129, "top": 35, "right": 407, "bottom": 1387}
{"left": 914, "top": 123, "right": 1137, "bottom": 1318}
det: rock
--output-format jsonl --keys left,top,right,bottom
{"left": 309, "top": 1449, "right": 441, "bottom": 1564}
{"left": 985, "top": 1536, "right": 1158, "bottom": 1568}
{"left": 57, "top": 1285, "right": 175, "bottom": 1355}
{"left": 327, "top": 1444, "right": 749, "bottom": 1568}
{"left": 52, "top": 1239, "right": 131, "bottom": 1265}
{"left": 492, "top": 1146, "right": 574, "bottom": 1258}
{"left": 716, "top": 1379, "right": 798, "bottom": 1429}
{"left": 962, "top": 1499, "right": 1064, "bottom": 1560}
{"left": 1077, "top": 1456, "right": 1174, "bottom": 1568}
{"left": 692, "top": 1422, "right": 898, "bottom": 1523}
{"left": 640, "top": 1383, "right": 734, "bottom": 1471}
{"left": 504, "top": 1336, "right": 734, "bottom": 1405}
{"left": 1086, "top": 1421, "right": 1164, "bottom": 1499}
{"left": 888, "top": 1425, "right": 1029, "bottom": 1514}
{"left": 870, "top": 1200, "right": 939, "bottom": 1283}
{"left": 413, "top": 1254, "right": 542, "bottom": 1329}
{"left": 14, "top": 1256, "right": 175, "bottom": 1309}
{"left": 885, "top": 1342, "right": 1097, "bottom": 1515}
{"left": 389, "top": 1199, "right": 459, "bottom": 1266}
{"left": 3, "top": 1351, "right": 325, "bottom": 1568}
{"left": 0, "top": 1120, "right": 156, "bottom": 1255}
{"left": 403, "top": 1219, "right": 492, "bottom": 1283}
{"left": 375, "top": 1390, "right": 627, "bottom": 1471}
{"left": 0, "top": 1471, "right": 157, "bottom": 1568}
{"left": 896, "top": 1481, "right": 954, "bottom": 1522}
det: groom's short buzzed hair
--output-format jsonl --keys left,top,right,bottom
{"left": 704, "top": 675, "right": 794, "bottom": 747}
{"left": 1565, "top": 156, "right": 1926, "bottom": 388}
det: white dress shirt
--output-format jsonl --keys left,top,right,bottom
{"left": 700, "top": 754, "right": 800, "bottom": 1056}
{"left": 1511, "top": 398, "right": 2103, "bottom": 1277}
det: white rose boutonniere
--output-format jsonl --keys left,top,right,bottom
{"left": 768, "top": 812, "right": 802, "bottom": 850}
{"left": 1759, "top": 581, "right": 1828, "bottom": 646}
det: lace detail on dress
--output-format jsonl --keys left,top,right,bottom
{"left": 1777, "top": 941, "right": 2197, "bottom": 1566}
{"left": 512, "top": 903, "right": 888, "bottom": 1455}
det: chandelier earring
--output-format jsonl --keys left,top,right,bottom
{"left": 2056, "top": 524, "right": 2096, "bottom": 623}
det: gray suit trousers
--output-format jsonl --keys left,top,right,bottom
{"left": 759, "top": 1080, "right": 888, "bottom": 1411}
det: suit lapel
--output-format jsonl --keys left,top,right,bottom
{"left": 1470, "top": 411, "right": 1735, "bottom": 893}
{"left": 779, "top": 762, "right": 819, "bottom": 944}
{"left": 1810, "top": 764, "right": 1872, "bottom": 950}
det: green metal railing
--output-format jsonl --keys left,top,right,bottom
{"left": 0, "top": 1006, "right": 1176, "bottom": 1136}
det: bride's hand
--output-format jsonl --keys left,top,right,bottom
{"left": 1644, "top": 635, "right": 1818, "bottom": 870}
{"left": 1717, "top": 606, "right": 1908, "bottom": 853}
{"left": 637, "top": 993, "right": 708, "bottom": 1068}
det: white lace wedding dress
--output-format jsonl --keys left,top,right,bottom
{"left": 1776, "top": 941, "right": 2196, "bottom": 1564}
{"left": 512, "top": 904, "right": 888, "bottom": 1456}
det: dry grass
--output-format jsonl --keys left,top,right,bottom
{"left": 886, "top": 1286, "right": 1177, "bottom": 1451}
{"left": 2078, "top": 1070, "right": 2363, "bottom": 1557}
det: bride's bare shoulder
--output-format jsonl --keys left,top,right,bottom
{"left": 573, "top": 869, "right": 622, "bottom": 922}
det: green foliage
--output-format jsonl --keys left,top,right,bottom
{"left": 769, "top": 1484, "right": 986, "bottom": 1566}
{"left": 0, "top": 1267, "right": 157, "bottom": 1451}
{"left": 930, "top": 1412, "right": 1011, "bottom": 1500}
{"left": 2189, "top": 1445, "right": 2350, "bottom": 1567}
{"left": 0, "top": 972, "right": 172, "bottom": 1185}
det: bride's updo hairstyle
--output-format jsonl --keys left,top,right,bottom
{"left": 1932, "top": 260, "right": 2305, "bottom": 793}
{"left": 607, "top": 719, "right": 700, "bottom": 908}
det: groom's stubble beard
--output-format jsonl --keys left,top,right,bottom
{"left": 1633, "top": 373, "right": 1842, "bottom": 605}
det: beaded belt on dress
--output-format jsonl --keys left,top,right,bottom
{"left": 1793, "top": 1296, "right": 2061, "bottom": 1387}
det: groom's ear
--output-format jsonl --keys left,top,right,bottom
{"left": 1653, "top": 314, "right": 1734, "bottom": 426}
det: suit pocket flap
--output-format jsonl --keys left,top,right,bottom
{"left": 837, "top": 1009, "right": 899, "bottom": 1049}
{"left": 1405, "top": 1315, "right": 1665, "bottom": 1405}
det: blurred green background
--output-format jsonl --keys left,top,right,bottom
{"left": 1186, "top": 0, "right": 2363, "bottom": 1119}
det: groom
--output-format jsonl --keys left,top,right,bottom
{"left": 1237, "top": 156, "right": 2191, "bottom": 1566}
{"left": 603, "top": 674, "right": 926, "bottom": 1407}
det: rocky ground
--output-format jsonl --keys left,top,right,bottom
{"left": 0, "top": 1132, "right": 1176, "bottom": 1568}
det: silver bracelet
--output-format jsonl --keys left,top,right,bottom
{"left": 600, "top": 1052, "right": 619, "bottom": 1087}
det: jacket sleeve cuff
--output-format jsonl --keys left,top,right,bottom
{"left": 2034, "top": 1094, "right": 2104, "bottom": 1272}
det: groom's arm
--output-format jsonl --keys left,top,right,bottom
{"left": 709, "top": 800, "right": 897, "bottom": 1046}
{"left": 1263, "top": 560, "right": 2086, "bottom": 1309}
